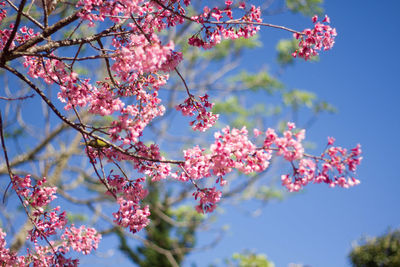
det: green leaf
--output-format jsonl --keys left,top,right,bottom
{"left": 66, "top": 213, "right": 88, "bottom": 224}
{"left": 313, "top": 101, "right": 337, "bottom": 114}
{"left": 212, "top": 97, "right": 248, "bottom": 116}
{"left": 228, "top": 252, "right": 275, "bottom": 267}
{"left": 254, "top": 186, "right": 284, "bottom": 201}
{"left": 286, "top": 0, "right": 324, "bottom": 16}
{"left": 283, "top": 89, "right": 317, "bottom": 110}
{"left": 349, "top": 229, "right": 400, "bottom": 267}
{"left": 202, "top": 36, "right": 261, "bottom": 61}
{"left": 276, "top": 39, "right": 298, "bottom": 66}
{"left": 229, "top": 70, "right": 283, "bottom": 94}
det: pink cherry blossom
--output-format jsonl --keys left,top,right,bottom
{"left": 293, "top": 15, "right": 337, "bottom": 60}
{"left": 194, "top": 187, "right": 222, "bottom": 214}
{"left": 176, "top": 94, "right": 219, "bottom": 132}
{"left": 0, "top": 1, "right": 360, "bottom": 263}
{"left": 62, "top": 226, "right": 101, "bottom": 255}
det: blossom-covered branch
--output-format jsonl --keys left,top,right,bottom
{"left": 0, "top": 0, "right": 354, "bottom": 264}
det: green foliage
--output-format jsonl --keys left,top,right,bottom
{"left": 180, "top": 35, "right": 261, "bottom": 64}
{"left": 212, "top": 96, "right": 252, "bottom": 128}
{"left": 66, "top": 213, "right": 88, "bottom": 224}
{"left": 226, "top": 252, "right": 275, "bottom": 267}
{"left": 56, "top": 0, "right": 80, "bottom": 17}
{"left": 171, "top": 205, "right": 205, "bottom": 247}
{"left": 254, "top": 186, "right": 284, "bottom": 201}
{"left": 283, "top": 89, "right": 316, "bottom": 110}
{"left": 276, "top": 39, "right": 298, "bottom": 67}
{"left": 202, "top": 37, "right": 262, "bottom": 61}
{"left": 241, "top": 184, "right": 285, "bottom": 203}
{"left": 282, "top": 89, "right": 336, "bottom": 118}
{"left": 92, "top": 115, "right": 115, "bottom": 128}
{"left": 313, "top": 101, "right": 337, "bottom": 113}
{"left": 229, "top": 70, "right": 283, "bottom": 94}
{"left": 212, "top": 97, "right": 248, "bottom": 116}
{"left": 172, "top": 205, "right": 205, "bottom": 223}
{"left": 62, "top": 23, "right": 96, "bottom": 40}
{"left": 212, "top": 96, "right": 272, "bottom": 129}
{"left": 285, "top": 0, "right": 324, "bottom": 16}
{"left": 349, "top": 229, "right": 400, "bottom": 267}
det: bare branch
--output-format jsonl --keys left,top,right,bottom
{"left": 0, "top": 94, "right": 35, "bottom": 101}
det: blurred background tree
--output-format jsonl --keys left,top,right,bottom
{"left": 349, "top": 229, "right": 400, "bottom": 267}
{"left": 225, "top": 251, "right": 275, "bottom": 267}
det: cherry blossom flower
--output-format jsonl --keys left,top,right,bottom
{"left": 293, "top": 15, "right": 337, "bottom": 60}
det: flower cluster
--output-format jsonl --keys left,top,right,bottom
{"left": 176, "top": 94, "right": 219, "bottom": 132}
{"left": 178, "top": 126, "right": 271, "bottom": 183}
{"left": 23, "top": 56, "right": 94, "bottom": 110}
{"left": 130, "top": 143, "right": 172, "bottom": 181}
{"left": 0, "top": 24, "right": 37, "bottom": 51}
{"left": 28, "top": 206, "right": 68, "bottom": 242}
{"left": 281, "top": 141, "right": 362, "bottom": 192}
{"left": 62, "top": 226, "right": 101, "bottom": 255}
{"left": 211, "top": 126, "right": 272, "bottom": 175}
{"left": 1, "top": 175, "right": 102, "bottom": 266}
{"left": 111, "top": 34, "right": 177, "bottom": 81}
{"left": 293, "top": 15, "right": 337, "bottom": 60}
{"left": 103, "top": 89, "right": 165, "bottom": 146}
{"left": 0, "top": 228, "right": 24, "bottom": 265}
{"left": 108, "top": 176, "right": 151, "bottom": 233}
{"left": 0, "top": 1, "right": 6, "bottom": 22}
{"left": 194, "top": 187, "right": 222, "bottom": 214}
{"left": 12, "top": 176, "right": 57, "bottom": 209}
{"left": 188, "top": 2, "right": 262, "bottom": 49}
{"left": 176, "top": 123, "right": 361, "bottom": 211}
{"left": 88, "top": 81, "right": 125, "bottom": 116}
{"left": 77, "top": 0, "right": 145, "bottom": 26}
{"left": 266, "top": 122, "right": 305, "bottom": 161}
{"left": 159, "top": 51, "right": 183, "bottom": 72}
{"left": 113, "top": 199, "right": 151, "bottom": 234}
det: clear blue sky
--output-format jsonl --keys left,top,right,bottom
{"left": 183, "top": 1, "right": 400, "bottom": 266}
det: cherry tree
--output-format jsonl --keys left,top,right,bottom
{"left": 0, "top": 0, "right": 361, "bottom": 265}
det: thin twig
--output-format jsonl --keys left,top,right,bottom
{"left": 0, "top": 110, "right": 57, "bottom": 254}
{"left": 0, "top": 0, "right": 27, "bottom": 65}
{"left": 0, "top": 94, "right": 35, "bottom": 101}
{"left": 97, "top": 39, "right": 118, "bottom": 87}
{"left": 4, "top": 0, "right": 44, "bottom": 29}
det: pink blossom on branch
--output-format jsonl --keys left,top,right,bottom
{"left": 176, "top": 94, "right": 219, "bottom": 132}
{"left": 292, "top": 15, "right": 337, "bottom": 60}
{"left": 0, "top": 24, "right": 38, "bottom": 51}
{"left": 176, "top": 123, "right": 362, "bottom": 210}
{"left": 194, "top": 187, "right": 222, "bottom": 214}
{"left": 0, "top": 1, "right": 6, "bottom": 22}
{"left": 188, "top": 4, "right": 262, "bottom": 49}
{"left": 61, "top": 225, "right": 101, "bottom": 255}
{"left": 110, "top": 177, "right": 151, "bottom": 233}
{"left": 3, "top": 175, "right": 102, "bottom": 266}
{"left": 113, "top": 198, "right": 151, "bottom": 233}
{"left": 0, "top": 228, "right": 24, "bottom": 266}
{"left": 0, "top": 0, "right": 360, "bottom": 263}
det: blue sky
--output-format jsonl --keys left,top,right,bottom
{"left": 184, "top": 1, "right": 400, "bottom": 266}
